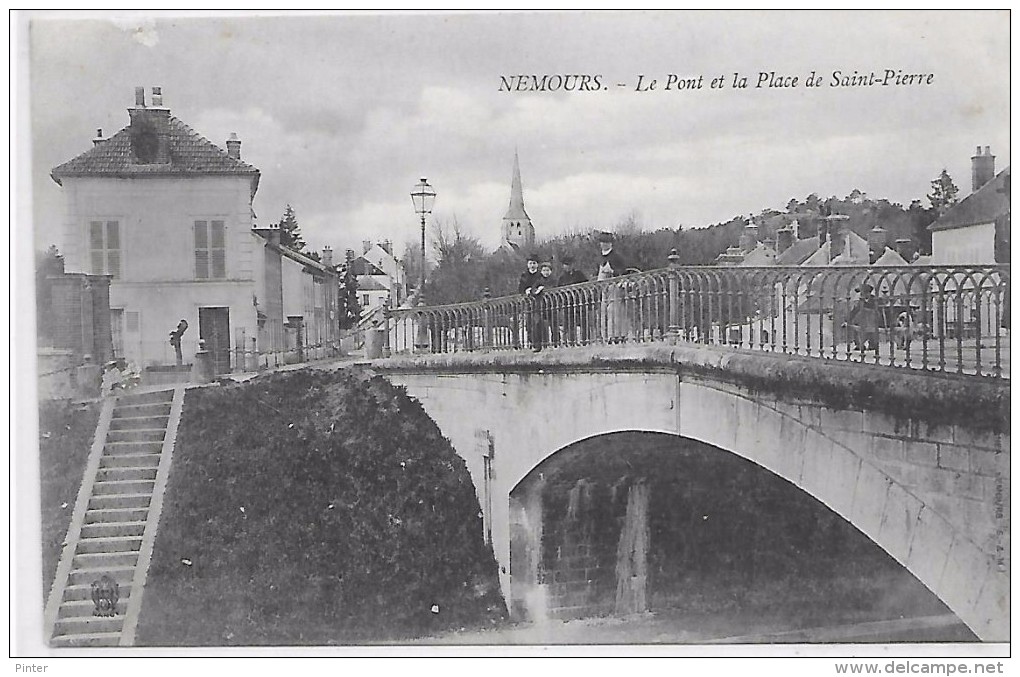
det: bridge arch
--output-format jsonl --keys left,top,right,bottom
{"left": 382, "top": 367, "right": 1006, "bottom": 640}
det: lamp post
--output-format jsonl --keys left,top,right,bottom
{"left": 410, "top": 177, "right": 436, "bottom": 304}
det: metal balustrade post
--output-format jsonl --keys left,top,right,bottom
{"left": 667, "top": 267, "right": 681, "bottom": 344}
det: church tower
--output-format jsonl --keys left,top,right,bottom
{"left": 501, "top": 151, "right": 535, "bottom": 251}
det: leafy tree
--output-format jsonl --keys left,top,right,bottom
{"left": 336, "top": 264, "right": 361, "bottom": 330}
{"left": 36, "top": 245, "right": 65, "bottom": 345}
{"left": 927, "top": 169, "right": 960, "bottom": 216}
{"left": 425, "top": 220, "right": 489, "bottom": 305}
{"left": 278, "top": 204, "right": 305, "bottom": 251}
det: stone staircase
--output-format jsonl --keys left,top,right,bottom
{"left": 44, "top": 387, "right": 184, "bottom": 647}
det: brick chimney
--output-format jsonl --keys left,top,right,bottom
{"left": 322, "top": 246, "right": 333, "bottom": 267}
{"left": 867, "top": 226, "right": 887, "bottom": 257}
{"left": 362, "top": 240, "right": 372, "bottom": 254}
{"left": 739, "top": 223, "right": 757, "bottom": 252}
{"left": 894, "top": 238, "right": 916, "bottom": 261}
{"left": 972, "top": 146, "right": 995, "bottom": 193}
{"left": 92, "top": 128, "right": 106, "bottom": 147}
{"left": 128, "top": 85, "right": 171, "bottom": 164}
{"left": 345, "top": 249, "right": 356, "bottom": 264}
{"left": 226, "top": 132, "right": 241, "bottom": 160}
{"left": 382, "top": 239, "right": 393, "bottom": 255}
{"left": 264, "top": 226, "right": 281, "bottom": 247}
{"left": 776, "top": 227, "right": 794, "bottom": 253}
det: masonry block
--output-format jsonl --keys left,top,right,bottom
{"left": 970, "top": 448, "right": 1008, "bottom": 478}
{"left": 817, "top": 443, "right": 862, "bottom": 518}
{"left": 798, "top": 433, "right": 834, "bottom": 500}
{"left": 773, "top": 413, "right": 807, "bottom": 484}
{"left": 850, "top": 463, "right": 891, "bottom": 543}
{"left": 877, "top": 482, "right": 924, "bottom": 564}
{"left": 869, "top": 435, "right": 905, "bottom": 465}
{"left": 917, "top": 419, "right": 955, "bottom": 445}
{"left": 936, "top": 443, "right": 971, "bottom": 473}
{"left": 939, "top": 539, "right": 995, "bottom": 631}
{"left": 743, "top": 406, "right": 785, "bottom": 477}
{"left": 952, "top": 426, "right": 1003, "bottom": 453}
{"left": 863, "top": 410, "right": 908, "bottom": 438}
{"left": 902, "top": 440, "right": 940, "bottom": 468}
{"left": 797, "top": 403, "right": 822, "bottom": 429}
{"left": 819, "top": 407, "right": 864, "bottom": 434}
{"left": 970, "top": 570, "right": 1009, "bottom": 641}
{"left": 905, "top": 506, "right": 954, "bottom": 593}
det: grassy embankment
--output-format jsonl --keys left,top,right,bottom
{"left": 39, "top": 399, "right": 101, "bottom": 599}
{"left": 136, "top": 369, "right": 505, "bottom": 645}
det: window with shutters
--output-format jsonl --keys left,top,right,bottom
{"left": 194, "top": 220, "right": 226, "bottom": 279}
{"left": 89, "top": 220, "right": 121, "bottom": 278}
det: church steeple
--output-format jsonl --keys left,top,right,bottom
{"left": 501, "top": 150, "right": 535, "bottom": 251}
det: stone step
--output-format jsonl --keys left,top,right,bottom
{"left": 114, "top": 401, "right": 173, "bottom": 418}
{"left": 57, "top": 598, "right": 128, "bottom": 619}
{"left": 109, "top": 415, "right": 169, "bottom": 431}
{"left": 88, "top": 493, "right": 151, "bottom": 511}
{"left": 53, "top": 614, "right": 124, "bottom": 636}
{"left": 84, "top": 507, "right": 149, "bottom": 524}
{"left": 73, "top": 551, "right": 139, "bottom": 570}
{"left": 116, "top": 390, "right": 174, "bottom": 406}
{"left": 68, "top": 565, "right": 135, "bottom": 587}
{"left": 80, "top": 521, "right": 147, "bottom": 539}
{"left": 76, "top": 535, "right": 143, "bottom": 554}
{"left": 96, "top": 466, "right": 158, "bottom": 482}
{"left": 91, "top": 479, "right": 156, "bottom": 496}
{"left": 50, "top": 631, "right": 122, "bottom": 647}
{"left": 63, "top": 581, "right": 133, "bottom": 602}
{"left": 100, "top": 451, "right": 161, "bottom": 467}
{"left": 106, "top": 429, "right": 166, "bottom": 443}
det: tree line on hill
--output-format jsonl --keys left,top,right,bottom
{"left": 407, "top": 170, "right": 957, "bottom": 305}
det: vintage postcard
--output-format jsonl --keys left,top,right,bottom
{"left": 11, "top": 9, "right": 1011, "bottom": 668}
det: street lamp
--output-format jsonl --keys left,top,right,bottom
{"left": 410, "top": 177, "right": 436, "bottom": 305}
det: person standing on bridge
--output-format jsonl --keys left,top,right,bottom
{"left": 518, "top": 255, "right": 542, "bottom": 350}
{"left": 558, "top": 255, "right": 589, "bottom": 345}
{"left": 596, "top": 232, "right": 629, "bottom": 343}
{"left": 847, "top": 283, "right": 880, "bottom": 353}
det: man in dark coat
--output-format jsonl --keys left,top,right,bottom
{"left": 517, "top": 255, "right": 542, "bottom": 350}
{"left": 558, "top": 256, "right": 589, "bottom": 345}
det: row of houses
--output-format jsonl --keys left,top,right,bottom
{"left": 46, "top": 87, "right": 342, "bottom": 377}
{"left": 717, "top": 146, "right": 1010, "bottom": 270}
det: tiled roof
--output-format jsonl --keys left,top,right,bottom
{"left": 930, "top": 167, "right": 1010, "bottom": 232}
{"left": 356, "top": 276, "right": 390, "bottom": 291}
{"left": 51, "top": 115, "right": 260, "bottom": 192}
{"left": 775, "top": 236, "right": 820, "bottom": 265}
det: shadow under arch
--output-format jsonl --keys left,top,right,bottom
{"left": 507, "top": 430, "right": 973, "bottom": 642}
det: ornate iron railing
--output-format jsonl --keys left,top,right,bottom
{"left": 371, "top": 265, "right": 1009, "bottom": 379}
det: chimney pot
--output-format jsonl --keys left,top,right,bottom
{"left": 322, "top": 247, "right": 334, "bottom": 267}
{"left": 226, "top": 132, "right": 242, "bottom": 160}
{"left": 134, "top": 86, "right": 145, "bottom": 107}
{"left": 151, "top": 86, "right": 163, "bottom": 107}
{"left": 971, "top": 145, "right": 996, "bottom": 192}
{"left": 362, "top": 240, "right": 372, "bottom": 254}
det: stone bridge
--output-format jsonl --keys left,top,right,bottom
{"left": 365, "top": 343, "right": 1010, "bottom": 641}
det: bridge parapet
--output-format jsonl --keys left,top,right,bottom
{"left": 374, "top": 265, "right": 1009, "bottom": 379}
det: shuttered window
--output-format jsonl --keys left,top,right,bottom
{"left": 89, "top": 220, "right": 120, "bottom": 278}
{"left": 195, "top": 220, "right": 226, "bottom": 279}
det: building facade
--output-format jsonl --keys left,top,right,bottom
{"left": 929, "top": 148, "right": 1010, "bottom": 265}
{"left": 51, "top": 87, "right": 338, "bottom": 374}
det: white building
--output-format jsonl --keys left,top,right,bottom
{"left": 929, "top": 147, "right": 1009, "bottom": 265}
{"left": 52, "top": 87, "right": 338, "bottom": 374}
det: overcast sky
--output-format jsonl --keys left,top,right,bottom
{"left": 25, "top": 10, "right": 1010, "bottom": 257}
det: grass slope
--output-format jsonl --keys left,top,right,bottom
{"left": 39, "top": 400, "right": 101, "bottom": 600}
{"left": 136, "top": 369, "right": 505, "bottom": 645}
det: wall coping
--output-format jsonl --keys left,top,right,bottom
{"left": 364, "top": 344, "right": 1010, "bottom": 434}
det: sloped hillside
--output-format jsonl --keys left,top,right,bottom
{"left": 136, "top": 369, "right": 504, "bottom": 645}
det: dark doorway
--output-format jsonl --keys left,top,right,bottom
{"left": 199, "top": 307, "right": 231, "bottom": 374}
